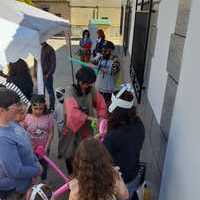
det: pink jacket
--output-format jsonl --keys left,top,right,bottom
{"left": 64, "top": 91, "right": 107, "bottom": 134}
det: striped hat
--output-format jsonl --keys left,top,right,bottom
{"left": 0, "top": 76, "right": 31, "bottom": 107}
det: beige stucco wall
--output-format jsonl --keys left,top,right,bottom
{"left": 32, "top": 1, "right": 70, "bottom": 20}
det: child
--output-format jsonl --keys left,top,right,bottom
{"left": 26, "top": 184, "right": 53, "bottom": 200}
{"left": 79, "top": 30, "right": 92, "bottom": 62}
{"left": 95, "top": 41, "right": 120, "bottom": 105}
{"left": 54, "top": 87, "right": 65, "bottom": 159}
{"left": 24, "top": 95, "right": 54, "bottom": 181}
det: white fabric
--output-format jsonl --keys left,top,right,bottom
{"left": 0, "top": 0, "right": 70, "bottom": 94}
{"left": 108, "top": 83, "right": 135, "bottom": 113}
{"left": 0, "top": 17, "right": 41, "bottom": 69}
{"left": 30, "top": 184, "right": 49, "bottom": 200}
{"left": 109, "top": 94, "right": 134, "bottom": 113}
{"left": 16, "top": 2, "right": 70, "bottom": 42}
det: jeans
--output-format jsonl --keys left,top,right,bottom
{"left": 126, "top": 176, "right": 141, "bottom": 200}
{"left": 44, "top": 75, "right": 55, "bottom": 110}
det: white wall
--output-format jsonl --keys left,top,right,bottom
{"left": 147, "top": 0, "right": 179, "bottom": 123}
{"left": 159, "top": 1, "right": 200, "bottom": 199}
{"left": 128, "top": 0, "right": 136, "bottom": 55}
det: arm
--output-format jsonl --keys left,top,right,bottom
{"left": 45, "top": 115, "right": 54, "bottom": 152}
{"left": 69, "top": 179, "right": 79, "bottom": 200}
{"left": 0, "top": 139, "right": 40, "bottom": 179}
{"left": 65, "top": 97, "right": 88, "bottom": 134}
{"left": 114, "top": 169, "right": 129, "bottom": 200}
{"left": 45, "top": 127, "right": 54, "bottom": 152}
{"left": 93, "top": 91, "right": 107, "bottom": 119}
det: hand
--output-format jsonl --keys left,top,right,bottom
{"left": 87, "top": 116, "right": 97, "bottom": 122}
{"left": 113, "top": 166, "right": 122, "bottom": 177}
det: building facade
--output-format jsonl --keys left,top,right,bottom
{"left": 32, "top": 0, "right": 70, "bottom": 20}
{"left": 120, "top": 0, "right": 200, "bottom": 199}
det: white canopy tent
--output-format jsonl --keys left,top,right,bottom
{"left": 0, "top": 17, "right": 40, "bottom": 67}
{"left": 0, "top": 0, "right": 71, "bottom": 94}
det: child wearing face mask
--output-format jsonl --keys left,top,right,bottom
{"left": 95, "top": 41, "right": 120, "bottom": 105}
{"left": 79, "top": 30, "right": 92, "bottom": 62}
{"left": 24, "top": 95, "right": 54, "bottom": 181}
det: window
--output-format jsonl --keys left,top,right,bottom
{"left": 123, "top": 0, "right": 132, "bottom": 55}
{"left": 42, "top": 6, "right": 49, "bottom": 12}
{"left": 120, "top": 6, "right": 124, "bottom": 35}
{"left": 55, "top": 13, "right": 62, "bottom": 17}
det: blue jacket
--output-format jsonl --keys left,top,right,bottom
{"left": 0, "top": 122, "right": 40, "bottom": 192}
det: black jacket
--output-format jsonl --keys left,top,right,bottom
{"left": 104, "top": 117, "right": 145, "bottom": 183}
{"left": 7, "top": 76, "right": 33, "bottom": 100}
{"left": 41, "top": 43, "right": 56, "bottom": 76}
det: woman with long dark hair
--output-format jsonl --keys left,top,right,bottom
{"left": 69, "top": 138, "right": 129, "bottom": 200}
{"left": 79, "top": 29, "right": 92, "bottom": 62}
{"left": 104, "top": 88, "right": 145, "bottom": 199}
{"left": 8, "top": 59, "right": 33, "bottom": 100}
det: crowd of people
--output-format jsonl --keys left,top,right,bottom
{"left": 0, "top": 29, "right": 145, "bottom": 200}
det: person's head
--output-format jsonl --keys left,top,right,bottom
{"left": 55, "top": 87, "right": 65, "bottom": 103}
{"left": 15, "top": 104, "right": 26, "bottom": 123}
{"left": 108, "top": 90, "right": 137, "bottom": 130}
{"left": 8, "top": 59, "right": 31, "bottom": 78}
{"left": 82, "top": 29, "right": 90, "bottom": 39}
{"left": 73, "top": 138, "right": 115, "bottom": 200}
{"left": 29, "top": 95, "right": 48, "bottom": 117}
{"left": 0, "top": 88, "right": 21, "bottom": 124}
{"left": 26, "top": 184, "right": 53, "bottom": 200}
{"left": 102, "top": 41, "right": 115, "bottom": 59}
{"left": 75, "top": 67, "right": 96, "bottom": 95}
{"left": 97, "top": 29, "right": 105, "bottom": 40}
{"left": 41, "top": 42, "right": 48, "bottom": 47}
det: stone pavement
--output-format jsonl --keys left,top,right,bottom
{"left": 44, "top": 38, "right": 128, "bottom": 199}
{"left": 44, "top": 38, "right": 80, "bottom": 200}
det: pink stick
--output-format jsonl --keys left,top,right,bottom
{"left": 53, "top": 183, "right": 70, "bottom": 199}
{"left": 43, "top": 155, "right": 69, "bottom": 182}
{"left": 35, "top": 146, "right": 69, "bottom": 182}
{"left": 99, "top": 119, "right": 108, "bottom": 143}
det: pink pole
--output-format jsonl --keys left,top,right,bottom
{"left": 53, "top": 183, "right": 70, "bottom": 199}
{"left": 35, "top": 146, "right": 69, "bottom": 182}
{"left": 99, "top": 119, "right": 108, "bottom": 143}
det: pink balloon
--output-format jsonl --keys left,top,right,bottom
{"left": 99, "top": 119, "right": 108, "bottom": 143}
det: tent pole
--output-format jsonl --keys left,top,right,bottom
{"left": 64, "top": 30, "right": 75, "bottom": 84}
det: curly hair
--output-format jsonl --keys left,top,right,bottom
{"left": 73, "top": 138, "right": 115, "bottom": 200}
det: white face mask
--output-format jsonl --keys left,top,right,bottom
{"left": 29, "top": 184, "right": 52, "bottom": 200}
{"left": 108, "top": 83, "right": 136, "bottom": 113}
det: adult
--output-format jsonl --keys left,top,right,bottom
{"left": 7, "top": 59, "right": 33, "bottom": 100}
{"left": 0, "top": 88, "right": 40, "bottom": 199}
{"left": 104, "top": 87, "right": 145, "bottom": 199}
{"left": 41, "top": 42, "right": 56, "bottom": 111}
{"left": 59, "top": 67, "right": 107, "bottom": 174}
{"left": 69, "top": 138, "right": 129, "bottom": 200}
{"left": 93, "top": 29, "right": 106, "bottom": 58}
{"left": 79, "top": 29, "right": 92, "bottom": 62}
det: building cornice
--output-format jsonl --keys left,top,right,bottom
{"left": 33, "top": 0, "right": 70, "bottom": 3}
